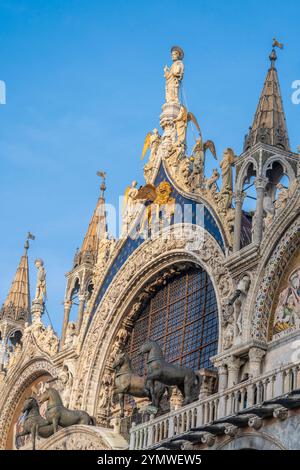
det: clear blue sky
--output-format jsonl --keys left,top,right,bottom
{"left": 1, "top": 0, "right": 299, "bottom": 335}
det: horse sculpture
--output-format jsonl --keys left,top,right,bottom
{"left": 112, "top": 352, "right": 169, "bottom": 417}
{"left": 15, "top": 397, "right": 54, "bottom": 450}
{"left": 39, "top": 387, "right": 96, "bottom": 434}
{"left": 139, "top": 339, "right": 201, "bottom": 406}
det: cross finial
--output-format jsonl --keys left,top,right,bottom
{"left": 96, "top": 171, "right": 106, "bottom": 198}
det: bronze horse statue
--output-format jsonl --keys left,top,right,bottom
{"left": 15, "top": 397, "right": 54, "bottom": 450}
{"left": 139, "top": 339, "right": 201, "bottom": 406}
{"left": 112, "top": 352, "right": 169, "bottom": 417}
{"left": 39, "top": 387, "right": 96, "bottom": 433}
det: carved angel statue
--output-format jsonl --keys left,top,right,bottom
{"left": 164, "top": 46, "right": 184, "bottom": 104}
{"left": 274, "top": 183, "right": 290, "bottom": 214}
{"left": 174, "top": 106, "right": 200, "bottom": 146}
{"left": 141, "top": 128, "right": 161, "bottom": 161}
{"left": 33, "top": 259, "right": 47, "bottom": 304}
{"left": 190, "top": 136, "right": 217, "bottom": 188}
{"left": 142, "top": 129, "right": 161, "bottom": 183}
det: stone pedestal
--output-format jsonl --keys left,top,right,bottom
{"left": 31, "top": 300, "right": 44, "bottom": 324}
{"left": 160, "top": 102, "right": 180, "bottom": 130}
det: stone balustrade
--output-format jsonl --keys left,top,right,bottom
{"left": 129, "top": 360, "right": 300, "bottom": 449}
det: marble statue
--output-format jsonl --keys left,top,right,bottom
{"left": 175, "top": 105, "right": 188, "bottom": 145}
{"left": 164, "top": 46, "right": 184, "bottom": 104}
{"left": 123, "top": 180, "right": 139, "bottom": 226}
{"left": 274, "top": 183, "right": 289, "bottom": 214}
{"left": 33, "top": 259, "right": 47, "bottom": 304}
{"left": 273, "top": 267, "right": 300, "bottom": 334}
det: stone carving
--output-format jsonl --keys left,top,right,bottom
{"left": 223, "top": 274, "right": 251, "bottom": 344}
{"left": 252, "top": 219, "right": 300, "bottom": 341}
{"left": 140, "top": 339, "right": 201, "bottom": 406}
{"left": 273, "top": 267, "right": 300, "bottom": 335}
{"left": 164, "top": 46, "right": 184, "bottom": 104}
{"left": 63, "top": 321, "right": 77, "bottom": 349}
{"left": 33, "top": 259, "right": 47, "bottom": 304}
{"left": 6, "top": 342, "right": 22, "bottom": 374}
{"left": 143, "top": 129, "right": 161, "bottom": 183}
{"left": 274, "top": 183, "right": 290, "bottom": 214}
{"left": 58, "top": 363, "right": 74, "bottom": 408}
{"left": 75, "top": 225, "right": 230, "bottom": 415}
{"left": 123, "top": 181, "right": 139, "bottom": 228}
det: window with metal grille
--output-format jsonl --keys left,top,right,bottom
{"left": 126, "top": 267, "right": 218, "bottom": 375}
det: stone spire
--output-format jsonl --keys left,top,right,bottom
{"left": 244, "top": 44, "right": 290, "bottom": 152}
{"left": 0, "top": 238, "right": 31, "bottom": 323}
{"left": 78, "top": 172, "right": 108, "bottom": 266}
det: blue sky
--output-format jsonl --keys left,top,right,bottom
{"left": 0, "top": 0, "right": 299, "bottom": 335}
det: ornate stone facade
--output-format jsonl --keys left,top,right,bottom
{"left": 1, "top": 43, "right": 300, "bottom": 452}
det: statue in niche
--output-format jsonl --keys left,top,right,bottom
{"left": 274, "top": 183, "right": 289, "bottom": 214}
{"left": 223, "top": 274, "right": 251, "bottom": 345}
{"left": 219, "top": 148, "right": 236, "bottom": 208}
{"left": 273, "top": 267, "right": 300, "bottom": 335}
{"left": 164, "top": 46, "right": 184, "bottom": 104}
{"left": 33, "top": 259, "right": 47, "bottom": 304}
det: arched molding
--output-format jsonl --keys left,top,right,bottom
{"left": 216, "top": 431, "right": 286, "bottom": 450}
{"left": 74, "top": 224, "right": 232, "bottom": 418}
{"left": 262, "top": 155, "right": 296, "bottom": 182}
{"left": 36, "top": 424, "right": 127, "bottom": 450}
{"left": 0, "top": 358, "right": 57, "bottom": 449}
{"left": 249, "top": 216, "right": 300, "bottom": 341}
{"left": 236, "top": 158, "right": 259, "bottom": 191}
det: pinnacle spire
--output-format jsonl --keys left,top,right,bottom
{"left": 0, "top": 236, "right": 32, "bottom": 323}
{"left": 76, "top": 172, "right": 108, "bottom": 266}
{"left": 244, "top": 40, "right": 290, "bottom": 152}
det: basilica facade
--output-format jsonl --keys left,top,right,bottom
{"left": 1, "top": 43, "right": 300, "bottom": 451}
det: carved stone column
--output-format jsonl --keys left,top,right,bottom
{"left": 61, "top": 300, "right": 72, "bottom": 347}
{"left": 249, "top": 347, "right": 265, "bottom": 378}
{"left": 77, "top": 294, "right": 86, "bottom": 333}
{"left": 227, "top": 356, "right": 241, "bottom": 388}
{"left": 233, "top": 190, "right": 246, "bottom": 252}
{"left": 253, "top": 176, "right": 268, "bottom": 244}
{"left": 216, "top": 361, "right": 228, "bottom": 392}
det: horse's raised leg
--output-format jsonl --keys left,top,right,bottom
{"left": 119, "top": 393, "right": 125, "bottom": 418}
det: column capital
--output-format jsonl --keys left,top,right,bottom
{"left": 249, "top": 346, "right": 266, "bottom": 362}
{"left": 233, "top": 190, "right": 246, "bottom": 205}
{"left": 226, "top": 355, "right": 241, "bottom": 371}
{"left": 254, "top": 176, "right": 268, "bottom": 190}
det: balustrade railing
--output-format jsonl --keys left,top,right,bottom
{"left": 129, "top": 361, "right": 300, "bottom": 449}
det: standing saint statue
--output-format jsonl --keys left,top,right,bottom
{"left": 164, "top": 46, "right": 184, "bottom": 104}
{"left": 33, "top": 259, "right": 47, "bottom": 304}
{"left": 220, "top": 148, "right": 236, "bottom": 194}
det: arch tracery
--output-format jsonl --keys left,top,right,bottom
{"left": 74, "top": 224, "right": 232, "bottom": 419}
